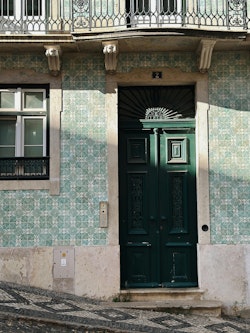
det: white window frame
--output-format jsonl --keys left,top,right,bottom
{"left": 0, "top": 116, "right": 16, "bottom": 156}
{"left": 0, "top": 89, "right": 18, "bottom": 111}
{"left": 21, "top": 116, "right": 47, "bottom": 157}
{"left": 22, "top": 89, "right": 47, "bottom": 112}
{"left": 0, "top": 86, "right": 50, "bottom": 181}
{"left": 0, "top": 70, "right": 61, "bottom": 195}
{"left": 0, "top": 88, "right": 47, "bottom": 112}
{"left": 0, "top": 87, "right": 48, "bottom": 159}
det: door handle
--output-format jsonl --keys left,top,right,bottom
{"left": 127, "top": 242, "right": 152, "bottom": 247}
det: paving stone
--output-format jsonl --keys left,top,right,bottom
{"left": 0, "top": 282, "right": 249, "bottom": 333}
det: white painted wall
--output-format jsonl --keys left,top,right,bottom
{"left": 198, "top": 244, "right": 250, "bottom": 315}
{"left": 0, "top": 245, "right": 120, "bottom": 300}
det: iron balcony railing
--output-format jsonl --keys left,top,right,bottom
{"left": 0, "top": 157, "right": 49, "bottom": 180}
{"left": 0, "top": 0, "right": 248, "bottom": 33}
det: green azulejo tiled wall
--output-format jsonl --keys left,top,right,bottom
{"left": 0, "top": 52, "right": 250, "bottom": 247}
{"left": 61, "top": 55, "right": 108, "bottom": 246}
{"left": 117, "top": 52, "right": 197, "bottom": 72}
{"left": 0, "top": 54, "right": 108, "bottom": 247}
{"left": 209, "top": 52, "right": 250, "bottom": 244}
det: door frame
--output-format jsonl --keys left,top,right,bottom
{"left": 105, "top": 67, "right": 210, "bottom": 288}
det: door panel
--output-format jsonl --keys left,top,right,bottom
{"left": 126, "top": 244, "right": 155, "bottom": 287}
{"left": 162, "top": 245, "right": 192, "bottom": 287}
{"left": 119, "top": 125, "right": 197, "bottom": 288}
{"left": 120, "top": 129, "right": 159, "bottom": 287}
{"left": 159, "top": 129, "right": 197, "bottom": 287}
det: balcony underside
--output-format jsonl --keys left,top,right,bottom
{"left": 0, "top": 27, "right": 248, "bottom": 55}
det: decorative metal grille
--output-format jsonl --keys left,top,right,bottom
{"left": 145, "top": 107, "right": 181, "bottom": 120}
{"left": 0, "top": 0, "right": 248, "bottom": 32}
{"left": 172, "top": 175, "right": 184, "bottom": 230}
{"left": 129, "top": 175, "right": 144, "bottom": 229}
{"left": 0, "top": 157, "right": 49, "bottom": 179}
{"left": 73, "top": 0, "right": 90, "bottom": 28}
{"left": 228, "top": 0, "right": 247, "bottom": 27}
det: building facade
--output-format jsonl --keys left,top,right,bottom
{"left": 0, "top": 0, "right": 249, "bottom": 315}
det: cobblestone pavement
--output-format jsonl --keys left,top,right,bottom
{"left": 0, "top": 282, "right": 249, "bottom": 333}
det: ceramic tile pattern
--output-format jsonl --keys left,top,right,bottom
{"left": 209, "top": 51, "right": 250, "bottom": 244}
{"left": 0, "top": 51, "right": 249, "bottom": 247}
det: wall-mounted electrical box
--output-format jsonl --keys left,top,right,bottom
{"left": 99, "top": 201, "right": 108, "bottom": 228}
{"left": 53, "top": 247, "right": 74, "bottom": 279}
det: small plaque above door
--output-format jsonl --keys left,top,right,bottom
{"left": 167, "top": 137, "right": 187, "bottom": 164}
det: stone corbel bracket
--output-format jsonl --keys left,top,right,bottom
{"left": 102, "top": 41, "right": 119, "bottom": 74}
{"left": 44, "top": 45, "right": 61, "bottom": 76}
{"left": 197, "top": 39, "right": 216, "bottom": 73}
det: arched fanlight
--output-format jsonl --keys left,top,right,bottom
{"left": 119, "top": 86, "right": 195, "bottom": 122}
{"left": 145, "top": 107, "right": 182, "bottom": 120}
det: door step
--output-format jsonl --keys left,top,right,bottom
{"left": 120, "top": 288, "right": 204, "bottom": 301}
{"left": 112, "top": 299, "right": 222, "bottom": 317}
{"left": 113, "top": 289, "right": 222, "bottom": 317}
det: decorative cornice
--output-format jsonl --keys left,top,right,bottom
{"left": 102, "top": 41, "right": 119, "bottom": 74}
{"left": 197, "top": 39, "right": 216, "bottom": 73}
{"left": 44, "top": 45, "right": 61, "bottom": 76}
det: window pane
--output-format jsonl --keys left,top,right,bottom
{"left": 24, "top": 146, "right": 43, "bottom": 157}
{"left": 0, "top": 120, "right": 16, "bottom": 145}
{"left": 163, "top": 0, "right": 175, "bottom": 12}
{"left": 24, "top": 118, "right": 44, "bottom": 157}
{"left": 134, "top": 0, "right": 149, "bottom": 12}
{"left": 0, "top": 0, "right": 14, "bottom": 16}
{"left": 24, "top": 91, "right": 44, "bottom": 109}
{"left": 26, "top": 0, "right": 42, "bottom": 16}
{"left": 0, "top": 92, "right": 15, "bottom": 108}
{"left": 0, "top": 147, "right": 15, "bottom": 157}
{"left": 24, "top": 119, "right": 43, "bottom": 145}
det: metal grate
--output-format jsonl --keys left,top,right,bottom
{"left": 0, "top": 157, "right": 49, "bottom": 180}
{"left": 0, "top": 0, "right": 248, "bottom": 33}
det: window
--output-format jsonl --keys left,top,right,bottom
{"left": 132, "top": 0, "right": 177, "bottom": 14}
{"left": 127, "top": 0, "right": 182, "bottom": 26}
{"left": 0, "top": 86, "right": 49, "bottom": 179}
{"left": 25, "top": 0, "right": 43, "bottom": 16}
{"left": 0, "top": 0, "right": 46, "bottom": 32}
{"left": 0, "top": 0, "right": 43, "bottom": 16}
{"left": 0, "top": 0, "right": 14, "bottom": 16}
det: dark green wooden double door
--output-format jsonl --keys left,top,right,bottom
{"left": 119, "top": 123, "right": 198, "bottom": 288}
